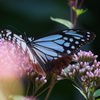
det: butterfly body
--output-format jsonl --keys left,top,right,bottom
{"left": 0, "top": 29, "right": 96, "bottom": 75}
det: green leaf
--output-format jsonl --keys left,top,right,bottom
{"left": 73, "top": 84, "right": 87, "bottom": 99}
{"left": 72, "top": 6, "right": 87, "bottom": 17}
{"left": 88, "top": 91, "right": 93, "bottom": 100}
{"left": 96, "top": 99, "right": 100, "bottom": 100}
{"left": 50, "top": 17, "right": 73, "bottom": 29}
{"left": 93, "top": 89, "right": 100, "bottom": 98}
{"left": 89, "top": 88, "right": 94, "bottom": 92}
{"left": 9, "top": 95, "right": 24, "bottom": 100}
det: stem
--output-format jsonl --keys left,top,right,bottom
{"left": 26, "top": 79, "right": 30, "bottom": 96}
{"left": 72, "top": 14, "right": 78, "bottom": 29}
{"left": 34, "top": 86, "right": 49, "bottom": 99}
{"left": 44, "top": 74, "right": 56, "bottom": 100}
{"left": 74, "top": 0, "right": 78, "bottom": 9}
{"left": 32, "top": 80, "right": 35, "bottom": 96}
{"left": 32, "top": 83, "right": 43, "bottom": 96}
{"left": 72, "top": 0, "right": 78, "bottom": 28}
{"left": 34, "top": 84, "right": 52, "bottom": 99}
{"left": 44, "top": 84, "right": 54, "bottom": 100}
{"left": 79, "top": 0, "right": 84, "bottom": 9}
{"left": 69, "top": 3, "right": 73, "bottom": 23}
{"left": 34, "top": 80, "right": 58, "bottom": 99}
{"left": 67, "top": 74, "right": 85, "bottom": 94}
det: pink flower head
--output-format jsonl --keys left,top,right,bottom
{"left": 0, "top": 39, "right": 33, "bottom": 79}
{"left": 73, "top": 50, "right": 98, "bottom": 62}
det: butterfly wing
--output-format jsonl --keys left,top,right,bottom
{"left": 0, "top": 29, "right": 38, "bottom": 69}
{"left": 0, "top": 29, "right": 30, "bottom": 53}
{"left": 29, "top": 29, "right": 96, "bottom": 74}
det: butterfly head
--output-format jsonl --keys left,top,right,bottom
{"left": 21, "top": 35, "right": 32, "bottom": 47}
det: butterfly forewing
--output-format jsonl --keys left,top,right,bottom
{"left": 0, "top": 29, "right": 31, "bottom": 55}
{"left": 34, "top": 30, "right": 95, "bottom": 54}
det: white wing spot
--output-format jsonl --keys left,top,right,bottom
{"left": 8, "top": 36, "right": 11, "bottom": 40}
{"left": 87, "top": 32, "right": 90, "bottom": 34}
{"left": 87, "top": 35, "right": 90, "bottom": 37}
{"left": 13, "top": 37, "right": 16, "bottom": 41}
{"left": 6, "top": 32, "right": 12, "bottom": 37}
{"left": 87, "top": 38, "right": 89, "bottom": 40}
{"left": 63, "top": 37, "right": 68, "bottom": 40}
{"left": 3, "top": 34, "right": 5, "bottom": 36}
{"left": 81, "top": 39, "right": 85, "bottom": 41}
{"left": 71, "top": 45, "right": 75, "bottom": 49}
{"left": 58, "top": 55, "right": 62, "bottom": 58}
{"left": 54, "top": 57, "right": 58, "bottom": 60}
{"left": 1, "top": 31, "right": 3, "bottom": 33}
{"left": 67, "top": 50, "right": 71, "bottom": 54}
{"left": 75, "top": 41, "right": 79, "bottom": 44}
{"left": 6, "top": 29, "right": 11, "bottom": 33}
{"left": 69, "top": 38, "right": 74, "bottom": 42}
{"left": 64, "top": 42, "right": 70, "bottom": 47}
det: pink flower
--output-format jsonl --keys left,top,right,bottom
{"left": 0, "top": 39, "right": 33, "bottom": 79}
{"left": 73, "top": 50, "right": 98, "bottom": 62}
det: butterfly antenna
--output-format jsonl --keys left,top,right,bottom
{"left": 7, "top": 25, "right": 28, "bottom": 42}
{"left": 7, "top": 25, "right": 24, "bottom": 36}
{"left": 24, "top": 32, "right": 33, "bottom": 41}
{"left": 24, "top": 32, "right": 27, "bottom": 37}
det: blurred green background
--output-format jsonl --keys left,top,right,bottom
{"left": 0, "top": 0, "right": 99, "bottom": 100}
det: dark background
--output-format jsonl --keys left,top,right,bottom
{"left": 0, "top": 0, "right": 99, "bottom": 100}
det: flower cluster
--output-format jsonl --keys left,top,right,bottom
{"left": 0, "top": 38, "right": 46, "bottom": 79}
{"left": 0, "top": 39, "right": 47, "bottom": 99}
{"left": 55, "top": 50, "right": 100, "bottom": 99}
{"left": 56, "top": 50, "right": 100, "bottom": 88}
{"left": 67, "top": 51, "right": 99, "bottom": 88}
{"left": 35, "top": 75, "right": 47, "bottom": 84}
{"left": 0, "top": 39, "right": 32, "bottom": 78}
{"left": 73, "top": 50, "right": 98, "bottom": 62}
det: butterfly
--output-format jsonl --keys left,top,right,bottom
{"left": 0, "top": 29, "right": 96, "bottom": 75}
